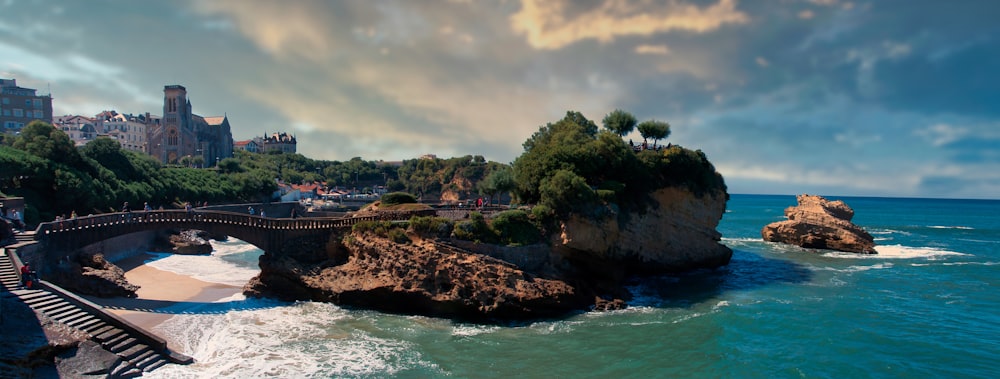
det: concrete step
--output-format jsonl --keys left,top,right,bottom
{"left": 130, "top": 350, "right": 157, "bottom": 367}
{"left": 44, "top": 304, "right": 79, "bottom": 318}
{"left": 66, "top": 316, "right": 102, "bottom": 330}
{"left": 35, "top": 299, "right": 72, "bottom": 312}
{"left": 118, "top": 343, "right": 150, "bottom": 360}
{"left": 81, "top": 321, "right": 112, "bottom": 334}
{"left": 101, "top": 331, "right": 130, "bottom": 347}
{"left": 109, "top": 337, "right": 139, "bottom": 353}
{"left": 89, "top": 324, "right": 116, "bottom": 337}
{"left": 15, "top": 290, "right": 53, "bottom": 301}
{"left": 55, "top": 311, "right": 92, "bottom": 325}
{"left": 143, "top": 359, "right": 169, "bottom": 372}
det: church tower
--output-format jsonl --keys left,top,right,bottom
{"left": 157, "top": 85, "right": 193, "bottom": 164}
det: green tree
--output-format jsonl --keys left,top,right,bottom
{"left": 602, "top": 109, "right": 638, "bottom": 137}
{"left": 477, "top": 166, "right": 514, "bottom": 205}
{"left": 637, "top": 120, "right": 671, "bottom": 148}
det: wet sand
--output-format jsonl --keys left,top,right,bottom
{"left": 85, "top": 252, "right": 242, "bottom": 331}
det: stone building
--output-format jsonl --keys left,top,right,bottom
{"left": 0, "top": 78, "right": 53, "bottom": 131}
{"left": 95, "top": 111, "right": 148, "bottom": 153}
{"left": 256, "top": 132, "right": 296, "bottom": 154}
{"left": 147, "top": 85, "right": 233, "bottom": 165}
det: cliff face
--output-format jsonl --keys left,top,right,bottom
{"left": 761, "top": 194, "right": 876, "bottom": 254}
{"left": 557, "top": 187, "right": 732, "bottom": 273}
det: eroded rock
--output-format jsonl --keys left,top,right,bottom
{"left": 761, "top": 194, "right": 876, "bottom": 254}
{"left": 50, "top": 253, "right": 139, "bottom": 297}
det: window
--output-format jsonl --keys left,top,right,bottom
{"left": 2, "top": 109, "right": 9, "bottom": 116}
{"left": 13, "top": 109, "right": 23, "bottom": 117}
{"left": 25, "top": 99, "right": 31, "bottom": 107}
{"left": 4, "top": 121, "right": 16, "bottom": 129}
{"left": 1, "top": 97, "right": 8, "bottom": 104}
{"left": 33, "top": 110, "right": 43, "bottom": 118}
{"left": 33, "top": 99, "right": 42, "bottom": 108}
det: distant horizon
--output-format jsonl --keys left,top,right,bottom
{"left": 2, "top": 1, "right": 997, "bottom": 199}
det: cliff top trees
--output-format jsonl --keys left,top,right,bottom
{"left": 637, "top": 120, "right": 670, "bottom": 148}
{"left": 512, "top": 110, "right": 725, "bottom": 215}
{"left": 602, "top": 109, "right": 638, "bottom": 137}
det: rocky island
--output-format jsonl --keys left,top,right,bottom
{"left": 761, "top": 194, "right": 876, "bottom": 254}
{"left": 244, "top": 111, "right": 732, "bottom": 321}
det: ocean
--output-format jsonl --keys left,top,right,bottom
{"left": 138, "top": 194, "right": 1000, "bottom": 378}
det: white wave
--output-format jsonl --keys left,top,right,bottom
{"left": 147, "top": 301, "right": 439, "bottom": 378}
{"left": 451, "top": 324, "right": 501, "bottom": 337}
{"left": 144, "top": 252, "right": 261, "bottom": 287}
{"left": 927, "top": 225, "right": 974, "bottom": 230}
{"left": 912, "top": 261, "right": 999, "bottom": 267}
{"left": 823, "top": 245, "right": 969, "bottom": 260}
{"left": 722, "top": 237, "right": 762, "bottom": 243}
{"left": 813, "top": 263, "right": 894, "bottom": 273}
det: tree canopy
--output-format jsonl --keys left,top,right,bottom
{"left": 602, "top": 109, "right": 638, "bottom": 137}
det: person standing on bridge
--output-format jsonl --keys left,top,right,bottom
{"left": 121, "top": 201, "right": 132, "bottom": 222}
{"left": 185, "top": 202, "right": 193, "bottom": 219}
{"left": 248, "top": 206, "right": 255, "bottom": 216}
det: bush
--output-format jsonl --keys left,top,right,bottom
{"left": 452, "top": 212, "right": 497, "bottom": 243}
{"left": 352, "top": 220, "right": 409, "bottom": 243}
{"left": 491, "top": 210, "right": 541, "bottom": 246}
{"left": 381, "top": 192, "right": 418, "bottom": 206}
{"left": 408, "top": 215, "right": 454, "bottom": 238}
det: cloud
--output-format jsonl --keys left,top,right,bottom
{"left": 798, "top": 10, "right": 815, "bottom": 19}
{"left": 190, "top": 1, "right": 341, "bottom": 61}
{"left": 510, "top": 0, "right": 750, "bottom": 49}
{"left": 634, "top": 44, "right": 671, "bottom": 55}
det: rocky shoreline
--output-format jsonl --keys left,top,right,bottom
{"left": 243, "top": 186, "right": 732, "bottom": 321}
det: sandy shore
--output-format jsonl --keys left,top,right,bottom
{"left": 85, "top": 252, "right": 243, "bottom": 331}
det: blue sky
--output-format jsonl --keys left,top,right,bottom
{"left": 1, "top": 0, "right": 998, "bottom": 199}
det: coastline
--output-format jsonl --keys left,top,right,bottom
{"left": 85, "top": 252, "right": 242, "bottom": 339}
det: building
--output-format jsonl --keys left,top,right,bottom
{"left": 53, "top": 115, "right": 98, "bottom": 146}
{"left": 257, "top": 132, "right": 296, "bottom": 154}
{"left": 147, "top": 85, "right": 233, "bottom": 165}
{"left": 233, "top": 139, "right": 259, "bottom": 153}
{"left": 95, "top": 111, "right": 148, "bottom": 153}
{"left": 1, "top": 78, "right": 53, "bottom": 131}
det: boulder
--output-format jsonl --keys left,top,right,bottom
{"left": 168, "top": 229, "right": 214, "bottom": 255}
{"left": 761, "top": 194, "right": 876, "bottom": 254}
{"left": 50, "top": 253, "right": 139, "bottom": 297}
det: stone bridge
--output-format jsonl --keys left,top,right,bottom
{"left": 33, "top": 210, "right": 382, "bottom": 254}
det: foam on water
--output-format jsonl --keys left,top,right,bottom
{"left": 143, "top": 240, "right": 262, "bottom": 287}
{"left": 823, "top": 244, "right": 969, "bottom": 259}
{"left": 927, "top": 225, "right": 975, "bottom": 230}
{"left": 147, "top": 301, "right": 439, "bottom": 378}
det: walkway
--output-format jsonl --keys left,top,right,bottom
{"left": 1, "top": 248, "right": 189, "bottom": 375}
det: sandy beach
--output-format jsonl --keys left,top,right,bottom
{"left": 85, "top": 252, "right": 243, "bottom": 332}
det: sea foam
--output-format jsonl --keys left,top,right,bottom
{"left": 823, "top": 244, "right": 969, "bottom": 259}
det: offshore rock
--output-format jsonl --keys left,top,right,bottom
{"left": 152, "top": 229, "right": 214, "bottom": 255}
{"left": 556, "top": 187, "right": 733, "bottom": 274}
{"left": 50, "top": 253, "right": 139, "bottom": 297}
{"left": 246, "top": 233, "right": 589, "bottom": 321}
{"left": 761, "top": 194, "right": 876, "bottom": 254}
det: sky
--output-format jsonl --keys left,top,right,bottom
{"left": 1, "top": 0, "right": 998, "bottom": 199}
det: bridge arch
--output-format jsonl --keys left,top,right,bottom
{"left": 35, "top": 210, "right": 368, "bottom": 255}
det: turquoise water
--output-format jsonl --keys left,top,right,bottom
{"left": 145, "top": 194, "right": 1000, "bottom": 378}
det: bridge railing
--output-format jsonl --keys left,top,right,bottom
{"left": 34, "top": 210, "right": 393, "bottom": 236}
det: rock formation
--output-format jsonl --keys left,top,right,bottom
{"left": 761, "top": 194, "right": 876, "bottom": 254}
{"left": 151, "top": 229, "right": 214, "bottom": 255}
{"left": 49, "top": 253, "right": 139, "bottom": 297}
{"left": 245, "top": 233, "right": 590, "bottom": 320}
{"left": 556, "top": 187, "right": 733, "bottom": 274}
{"left": 246, "top": 185, "right": 731, "bottom": 320}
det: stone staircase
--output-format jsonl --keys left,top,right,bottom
{"left": 1, "top": 251, "right": 174, "bottom": 376}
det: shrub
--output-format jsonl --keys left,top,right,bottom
{"left": 381, "top": 192, "right": 418, "bottom": 206}
{"left": 352, "top": 220, "right": 409, "bottom": 243}
{"left": 452, "top": 211, "right": 497, "bottom": 243}
{"left": 491, "top": 209, "right": 541, "bottom": 246}
{"left": 409, "top": 215, "right": 454, "bottom": 238}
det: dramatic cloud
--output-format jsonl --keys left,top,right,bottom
{"left": 2, "top": 0, "right": 998, "bottom": 198}
{"left": 510, "top": 0, "right": 750, "bottom": 49}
